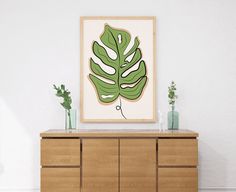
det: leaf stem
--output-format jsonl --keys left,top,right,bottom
{"left": 116, "top": 98, "right": 127, "bottom": 119}
{"left": 68, "top": 110, "right": 72, "bottom": 129}
{"left": 171, "top": 107, "right": 174, "bottom": 130}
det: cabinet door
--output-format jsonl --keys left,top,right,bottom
{"left": 120, "top": 139, "right": 156, "bottom": 192}
{"left": 158, "top": 168, "right": 198, "bottom": 192}
{"left": 41, "top": 168, "right": 80, "bottom": 192}
{"left": 82, "top": 139, "right": 119, "bottom": 192}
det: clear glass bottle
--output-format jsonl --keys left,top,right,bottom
{"left": 65, "top": 109, "right": 77, "bottom": 129}
{"left": 168, "top": 105, "right": 179, "bottom": 130}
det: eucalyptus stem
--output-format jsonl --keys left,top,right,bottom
{"left": 67, "top": 110, "right": 72, "bottom": 129}
{"left": 168, "top": 81, "right": 178, "bottom": 130}
{"left": 171, "top": 106, "right": 174, "bottom": 130}
{"left": 53, "top": 84, "right": 73, "bottom": 129}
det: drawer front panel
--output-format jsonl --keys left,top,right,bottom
{"left": 158, "top": 168, "right": 198, "bottom": 192}
{"left": 158, "top": 139, "right": 197, "bottom": 166}
{"left": 41, "top": 139, "right": 80, "bottom": 166}
{"left": 120, "top": 139, "right": 156, "bottom": 192}
{"left": 41, "top": 168, "right": 80, "bottom": 192}
{"left": 82, "top": 139, "right": 119, "bottom": 192}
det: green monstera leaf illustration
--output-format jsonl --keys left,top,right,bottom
{"left": 89, "top": 24, "right": 147, "bottom": 119}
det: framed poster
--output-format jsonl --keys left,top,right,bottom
{"left": 80, "top": 16, "right": 156, "bottom": 122}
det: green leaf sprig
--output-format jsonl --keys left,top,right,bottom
{"left": 53, "top": 84, "right": 72, "bottom": 110}
{"left": 168, "top": 81, "right": 178, "bottom": 106}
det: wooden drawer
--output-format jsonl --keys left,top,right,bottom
{"left": 158, "top": 168, "right": 198, "bottom": 192}
{"left": 41, "top": 167, "right": 80, "bottom": 192}
{"left": 158, "top": 139, "right": 197, "bottom": 166}
{"left": 41, "top": 139, "right": 80, "bottom": 166}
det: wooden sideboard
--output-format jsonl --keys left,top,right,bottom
{"left": 40, "top": 129, "right": 198, "bottom": 192}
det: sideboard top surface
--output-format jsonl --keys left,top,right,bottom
{"left": 40, "top": 129, "right": 198, "bottom": 138}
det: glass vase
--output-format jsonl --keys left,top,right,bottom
{"left": 65, "top": 109, "right": 76, "bottom": 130}
{"left": 168, "top": 106, "right": 179, "bottom": 130}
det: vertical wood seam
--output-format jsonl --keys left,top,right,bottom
{"left": 118, "top": 139, "right": 120, "bottom": 192}
{"left": 80, "top": 139, "right": 83, "bottom": 192}
{"left": 156, "top": 139, "right": 158, "bottom": 192}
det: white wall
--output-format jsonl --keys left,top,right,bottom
{"left": 0, "top": 0, "right": 236, "bottom": 191}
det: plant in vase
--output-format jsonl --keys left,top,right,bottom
{"left": 53, "top": 84, "right": 76, "bottom": 129}
{"left": 168, "top": 81, "right": 179, "bottom": 130}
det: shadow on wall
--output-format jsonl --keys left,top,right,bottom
{"left": 0, "top": 97, "right": 39, "bottom": 189}
{"left": 199, "top": 139, "right": 227, "bottom": 189}
{"left": 0, "top": 150, "right": 4, "bottom": 176}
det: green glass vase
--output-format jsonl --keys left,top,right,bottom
{"left": 65, "top": 109, "right": 76, "bottom": 130}
{"left": 168, "top": 106, "right": 179, "bottom": 130}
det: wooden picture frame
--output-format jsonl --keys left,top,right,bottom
{"left": 80, "top": 16, "right": 156, "bottom": 123}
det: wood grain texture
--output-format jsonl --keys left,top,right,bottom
{"left": 40, "top": 129, "right": 198, "bottom": 138}
{"left": 120, "top": 139, "right": 156, "bottom": 192}
{"left": 82, "top": 139, "right": 119, "bottom": 192}
{"left": 41, "top": 139, "right": 80, "bottom": 166}
{"left": 80, "top": 16, "right": 156, "bottom": 20}
{"left": 158, "top": 168, "right": 198, "bottom": 192}
{"left": 41, "top": 167, "right": 80, "bottom": 192}
{"left": 158, "top": 139, "right": 198, "bottom": 166}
